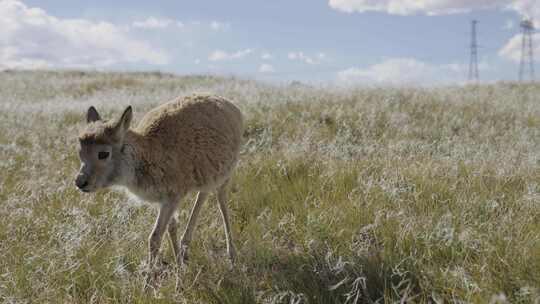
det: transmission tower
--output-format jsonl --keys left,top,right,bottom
{"left": 468, "top": 20, "right": 479, "bottom": 83}
{"left": 519, "top": 20, "right": 535, "bottom": 82}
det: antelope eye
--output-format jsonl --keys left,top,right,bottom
{"left": 98, "top": 151, "right": 110, "bottom": 160}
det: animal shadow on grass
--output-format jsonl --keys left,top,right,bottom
{"left": 141, "top": 245, "right": 421, "bottom": 303}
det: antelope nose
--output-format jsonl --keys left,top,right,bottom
{"left": 75, "top": 176, "right": 89, "bottom": 190}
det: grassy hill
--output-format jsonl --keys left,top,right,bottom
{"left": 1, "top": 71, "right": 539, "bottom": 303}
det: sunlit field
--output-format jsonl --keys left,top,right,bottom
{"left": 1, "top": 71, "right": 539, "bottom": 303}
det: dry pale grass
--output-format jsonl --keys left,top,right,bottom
{"left": 0, "top": 71, "right": 539, "bottom": 303}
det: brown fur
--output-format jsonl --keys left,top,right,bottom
{"left": 124, "top": 94, "right": 243, "bottom": 201}
{"left": 76, "top": 94, "right": 243, "bottom": 267}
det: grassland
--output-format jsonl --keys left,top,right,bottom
{"left": 0, "top": 70, "right": 539, "bottom": 303}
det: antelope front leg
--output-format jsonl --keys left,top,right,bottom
{"left": 179, "top": 191, "right": 209, "bottom": 264}
{"left": 149, "top": 200, "right": 178, "bottom": 265}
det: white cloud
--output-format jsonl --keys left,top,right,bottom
{"left": 132, "top": 17, "right": 185, "bottom": 29}
{"left": 0, "top": 0, "right": 168, "bottom": 69}
{"left": 132, "top": 17, "right": 172, "bottom": 29}
{"left": 508, "top": 0, "right": 540, "bottom": 27}
{"left": 288, "top": 51, "right": 325, "bottom": 65}
{"left": 210, "top": 21, "right": 230, "bottom": 31}
{"left": 261, "top": 52, "right": 273, "bottom": 60}
{"left": 337, "top": 58, "right": 470, "bottom": 86}
{"left": 328, "top": 0, "right": 505, "bottom": 15}
{"left": 209, "top": 51, "right": 229, "bottom": 61}
{"left": 499, "top": 33, "right": 540, "bottom": 62}
{"left": 328, "top": 0, "right": 539, "bottom": 25}
{"left": 208, "top": 49, "right": 253, "bottom": 61}
{"left": 258, "top": 63, "right": 275, "bottom": 73}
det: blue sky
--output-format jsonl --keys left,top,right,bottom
{"left": 2, "top": 0, "right": 539, "bottom": 85}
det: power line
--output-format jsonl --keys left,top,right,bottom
{"left": 468, "top": 20, "right": 479, "bottom": 83}
{"left": 519, "top": 19, "right": 535, "bottom": 82}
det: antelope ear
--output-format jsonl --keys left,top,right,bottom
{"left": 113, "top": 106, "right": 133, "bottom": 136}
{"left": 87, "top": 106, "right": 101, "bottom": 123}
